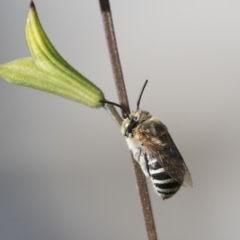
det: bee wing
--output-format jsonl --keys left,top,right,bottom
{"left": 137, "top": 118, "right": 192, "bottom": 187}
{"left": 160, "top": 133, "right": 192, "bottom": 187}
{"left": 143, "top": 132, "right": 192, "bottom": 187}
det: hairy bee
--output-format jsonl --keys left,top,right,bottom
{"left": 101, "top": 80, "right": 192, "bottom": 199}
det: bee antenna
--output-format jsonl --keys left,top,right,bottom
{"left": 137, "top": 79, "right": 148, "bottom": 110}
{"left": 99, "top": 100, "right": 130, "bottom": 119}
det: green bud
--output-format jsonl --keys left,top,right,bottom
{"left": 0, "top": 1, "right": 104, "bottom": 108}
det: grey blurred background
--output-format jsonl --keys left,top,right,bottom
{"left": 0, "top": 0, "right": 240, "bottom": 239}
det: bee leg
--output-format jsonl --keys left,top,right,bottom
{"left": 131, "top": 148, "right": 150, "bottom": 177}
{"left": 138, "top": 153, "right": 150, "bottom": 177}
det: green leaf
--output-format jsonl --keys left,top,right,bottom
{"left": 0, "top": 1, "right": 104, "bottom": 108}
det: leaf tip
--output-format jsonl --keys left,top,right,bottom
{"left": 30, "top": 0, "right": 36, "bottom": 11}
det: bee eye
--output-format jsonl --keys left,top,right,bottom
{"left": 133, "top": 116, "right": 138, "bottom": 121}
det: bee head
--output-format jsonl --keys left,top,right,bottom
{"left": 121, "top": 110, "right": 151, "bottom": 137}
{"left": 100, "top": 80, "right": 149, "bottom": 137}
{"left": 121, "top": 80, "right": 149, "bottom": 137}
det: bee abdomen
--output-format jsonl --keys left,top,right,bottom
{"left": 148, "top": 159, "right": 181, "bottom": 200}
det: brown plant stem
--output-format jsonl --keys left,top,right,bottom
{"left": 98, "top": 1, "right": 158, "bottom": 240}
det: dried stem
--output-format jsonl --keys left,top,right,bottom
{"left": 98, "top": 1, "right": 158, "bottom": 239}
{"left": 104, "top": 103, "right": 123, "bottom": 126}
{"left": 98, "top": 0, "right": 130, "bottom": 116}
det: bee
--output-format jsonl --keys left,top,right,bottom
{"left": 100, "top": 80, "right": 192, "bottom": 199}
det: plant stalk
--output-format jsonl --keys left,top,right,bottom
{"left": 98, "top": 1, "right": 158, "bottom": 240}
{"left": 104, "top": 103, "right": 123, "bottom": 126}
